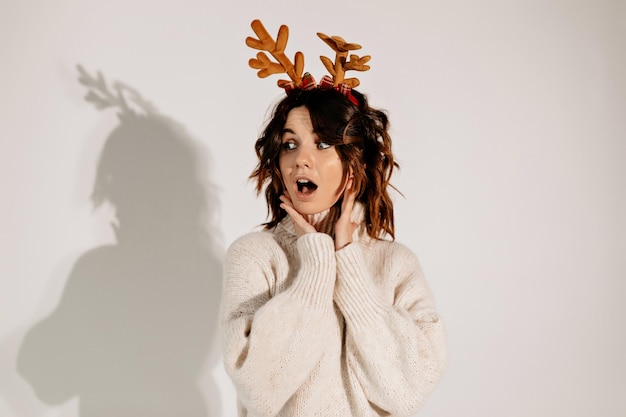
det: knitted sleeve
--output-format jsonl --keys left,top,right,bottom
{"left": 334, "top": 241, "right": 447, "bottom": 417}
{"left": 220, "top": 232, "right": 337, "bottom": 417}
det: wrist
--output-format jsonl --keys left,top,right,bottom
{"left": 335, "top": 237, "right": 352, "bottom": 251}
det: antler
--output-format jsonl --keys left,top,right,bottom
{"left": 77, "top": 64, "right": 130, "bottom": 111}
{"left": 246, "top": 20, "right": 304, "bottom": 87}
{"left": 317, "top": 33, "right": 370, "bottom": 88}
{"left": 77, "top": 65, "right": 157, "bottom": 115}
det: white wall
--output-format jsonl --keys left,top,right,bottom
{"left": 1, "top": 1, "right": 624, "bottom": 416}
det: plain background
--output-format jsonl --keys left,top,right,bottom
{"left": 1, "top": 1, "right": 625, "bottom": 416}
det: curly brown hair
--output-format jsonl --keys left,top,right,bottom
{"left": 250, "top": 87, "right": 399, "bottom": 240}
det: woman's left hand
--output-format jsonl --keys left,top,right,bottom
{"left": 334, "top": 177, "right": 358, "bottom": 251}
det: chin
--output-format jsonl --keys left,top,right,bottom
{"left": 293, "top": 205, "right": 323, "bottom": 216}
{"left": 292, "top": 201, "right": 330, "bottom": 217}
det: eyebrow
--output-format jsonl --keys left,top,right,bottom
{"left": 281, "top": 128, "right": 296, "bottom": 143}
{"left": 281, "top": 127, "right": 319, "bottom": 139}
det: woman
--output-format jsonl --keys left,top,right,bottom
{"left": 220, "top": 20, "right": 446, "bottom": 417}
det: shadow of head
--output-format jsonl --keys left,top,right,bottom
{"left": 16, "top": 66, "right": 223, "bottom": 417}
{"left": 94, "top": 110, "right": 216, "bottom": 243}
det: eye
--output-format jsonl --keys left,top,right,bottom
{"left": 282, "top": 141, "right": 296, "bottom": 151}
{"left": 317, "top": 141, "right": 331, "bottom": 150}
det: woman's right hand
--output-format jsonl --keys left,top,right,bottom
{"left": 280, "top": 194, "right": 317, "bottom": 237}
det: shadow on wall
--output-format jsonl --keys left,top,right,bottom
{"left": 15, "top": 66, "right": 223, "bottom": 417}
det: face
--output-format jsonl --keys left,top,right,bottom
{"left": 279, "top": 106, "right": 345, "bottom": 216}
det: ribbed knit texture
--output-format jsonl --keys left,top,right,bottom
{"left": 220, "top": 213, "right": 446, "bottom": 417}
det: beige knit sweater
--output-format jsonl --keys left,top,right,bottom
{"left": 220, "top": 213, "right": 446, "bottom": 417}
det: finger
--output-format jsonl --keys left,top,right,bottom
{"left": 279, "top": 194, "right": 293, "bottom": 209}
{"left": 279, "top": 195, "right": 299, "bottom": 218}
{"left": 280, "top": 201, "right": 299, "bottom": 220}
{"left": 279, "top": 199, "right": 316, "bottom": 234}
{"left": 344, "top": 176, "right": 355, "bottom": 197}
{"left": 341, "top": 178, "right": 356, "bottom": 215}
{"left": 280, "top": 194, "right": 301, "bottom": 216}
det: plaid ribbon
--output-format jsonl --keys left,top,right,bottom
{"left": 283, "top": 72, "right": 359, "bottom": 106}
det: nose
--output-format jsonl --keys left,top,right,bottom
{"left": 295, "top": 146, "right": 313, "bottom": 168}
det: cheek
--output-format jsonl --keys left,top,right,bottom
{"left": 278, "top": 154, "right": 289, "bottom": 176}
{"left": 278, "top": 155, "right": 294, "bottom": 192}
{"left": 321, "top": 154, "right": 345, "bottom": 188}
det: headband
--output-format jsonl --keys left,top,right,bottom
{"left": 245, "top": 19, "right": 370, "bottom": 106}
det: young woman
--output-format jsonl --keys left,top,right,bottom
{"left": 219, "top": 21, "right": 446, "bottom": 417}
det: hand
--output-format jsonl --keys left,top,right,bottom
{"left": 280, "top": 194, "right": 317, "bottom": 237}
{"left": 334, "top": 177, "right": 358, "bottom": 251}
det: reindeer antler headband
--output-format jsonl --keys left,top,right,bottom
{"left": 246, "top": 19, "right": 371, "bottom": 105}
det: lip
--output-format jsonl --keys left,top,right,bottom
{"left": 293, "top": 188, "right": 317, "bottom": 201}
{"left": 293, "top": 175, "right": 315, "bottom": 183}
{"left": 291, "top": 175, "right": 318, "bottom": 201}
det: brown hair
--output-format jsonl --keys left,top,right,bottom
{"left": 250, "top": 88, "right": 399, "bottom": 239}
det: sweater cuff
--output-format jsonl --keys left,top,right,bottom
{"left": 335, "top": 243, "right": 388, "bottom": 329}
{"left": 289, "top": 233, "right": 336, "bottom": 310}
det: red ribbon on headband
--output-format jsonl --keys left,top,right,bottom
{"left": 282, "top": 72, "right": 359, "bottom": 106}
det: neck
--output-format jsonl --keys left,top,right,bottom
{"left": 303, "top": 206, "right": 341, "bottom": 236}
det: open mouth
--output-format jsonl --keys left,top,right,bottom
{"left": 296, "top": 178, "right": 318, "bottom": 195}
